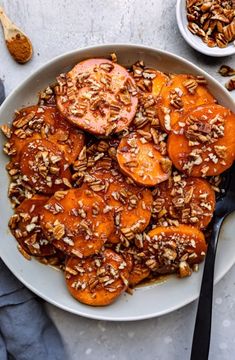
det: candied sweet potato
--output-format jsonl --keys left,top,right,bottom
{"left": 56, "top": 58, "right": 138, "bottom": 136}
{"left": 152, "top": 70, "right": 169, "bottom": 97}
{"left": 130, "top": 66, "right": 169, "bottom": 131}
{"left": 113, "top": 245, "right": 150, "bottom": 287}
{"left": 128, "top": 263, "right": 150, "bottom": 287}
{"left": 40, "top": 188, "right": 114, "bottom": 257}
{"left": 167, "top": 104, "right": 235, "bottom": 176}
{"left": 134, "top": 67, "right": 169, "bottom": 97}
{"left": 117, "top": 132, "right": 171, "bottom": 186}
{"left": 141, "top": 225, "right": 207, "bottom": 276}
{"left": 158, "top": 74, "right": 216, "bottom": 132}
{"left": 127, "top": 249, "right": 150, "bottom": 287}
{"left": 114, "top": 187, "right": 153, "bottom": 243}
{"left": 8, "top": 195, "right": 56, "bottom": 257}
{"left": 152, "top": 176, "right": 215, "bottom": 229}
{"left": 19, "top": 139, "right": 72, "bottom": 194}
{"left": 8, "top": 106, "right": 41, "bottom": 161}
{"left": 8, "top": 105, "right": 84, "bottom": 164}
{"left": 84, "top": 164, "right": 153, "bottom": 244}
{"left": 65, "top": 249, "right": 129, "bottom": 306}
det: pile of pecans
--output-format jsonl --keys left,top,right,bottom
{"left": 186, "top": 0, "right": 235, "bottom": 48}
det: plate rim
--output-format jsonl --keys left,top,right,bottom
{"left": 1, "top": 43, "right": 235, "bottom": 108}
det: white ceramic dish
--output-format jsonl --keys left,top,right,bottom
{"left": 176, "top": 0, "right": 235, "bottom": 57}
{"left": 1, "top": 44, "right": 235, "bottom": 321}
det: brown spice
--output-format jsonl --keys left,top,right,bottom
{"left": 6, "top": 33, "right": 32, "bottom": 64}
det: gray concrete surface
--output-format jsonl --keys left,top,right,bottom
{"left": 0, "top": 1, "right": 235, "bottom": 359}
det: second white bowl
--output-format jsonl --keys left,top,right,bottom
{"left": 176, "top": 0, "right": 235, "bottom": 57}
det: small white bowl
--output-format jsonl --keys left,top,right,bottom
{"left": 176, "top": 0, "right": 235, "bottom": 57}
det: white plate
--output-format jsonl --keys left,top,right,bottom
{"left": 176, "top": 0, "right": 235, "bottom": 57}
{"left": 1, "top": 44, "right": 235, "bottom": 321}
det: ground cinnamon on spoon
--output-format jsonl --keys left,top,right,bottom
{"left": 6, "top": 33, "right": 32, "bottom": 64}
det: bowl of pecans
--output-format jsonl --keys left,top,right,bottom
{"left": 1, "top": 44, "right": 235, "bottom": 320}
{"left": 176, "top": 0, "right": 235, "bottom": 57}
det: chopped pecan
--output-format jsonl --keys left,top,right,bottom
{"left": 225, "top": 77, "right": 235, "bottom": 91}
{"left": 218, "top": 64, "right": 235, "bottom": 77}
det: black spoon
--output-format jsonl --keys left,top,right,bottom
{"left": 0, "top": 78, "right": 5, "bottom": 105}
{"left": 190, "top": 164, "right": 235, "bottom": 360}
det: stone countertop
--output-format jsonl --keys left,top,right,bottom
{"left": 0, "top": 1, "right": 235, "bottom": 359}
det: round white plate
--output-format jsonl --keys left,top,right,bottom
{"left": 1, "top": 44, "right": 235, "bottom": 321}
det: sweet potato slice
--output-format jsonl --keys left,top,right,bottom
{"left": 124, "top": 248, "right": 150, "bottom": 287}
{"left": 152, "top": 70, "right": 169, "bottom": 97}
{"left": 19, "top": 139, "right": 72, "bottom": 194}
{"left": 152, "top": 175, "right": 215, "bottom": 229}
{"left": 8, "top": 105, "right": 84, "bottom": 163}
{"left": 111, "top": 245, "right": 150, "bottom": 287}
{"left": 114, "top": 187, "right": 153, "bottom": 243}
{"left": 40, "top": 188, "right": 114, "bottom": 257}
{"left": 65, "top": 249, "right": 129, "bottom": 306}
{"left": 117, "top": 132, "right": 171, "bottom": 186}
{"left": 128, "top": 263, "right": 150, "bottom": 287}
{"left": 56, "top": 58, "right": 138, "bottom": 136}
{"left": 130, "top": 66, "right": 169, "bottom": 130}
{"left": 167, "top": 104, "right": 235, "bottom": 176}
{"left": 140, "top": 225, "right": 206, "bottom": 277}
{"left": 84, "top": 164, "right": 153, "bottom": 244}
{"left": 44, "top": 108, "right": 85, "bottom": 164}
{"left": 5, "top": 106, "right": 41, "bottom": 161}
{"left": 8, "top": 195, "right": 56, "bottom": 257}
{"left": 118, "top": 250, "right": 133, "bottom": 273}
{"left": 158, "top": 74, "right": 216, "bottom": 132}
{"left": 134, "top": 67, "right": 169, "bottom": 97}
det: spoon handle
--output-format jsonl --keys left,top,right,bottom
{"left": 190, "top": 215, "right": 225, "bottom": 360}
{"left": 0, "top": 78, "right": 5, "bottom": 106}
{"left": 0, "top": 6, "right": 13, "bottom": 36}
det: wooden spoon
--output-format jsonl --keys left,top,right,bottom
{"left": 0, "top": 6, "right": 33, "bottom": 64}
